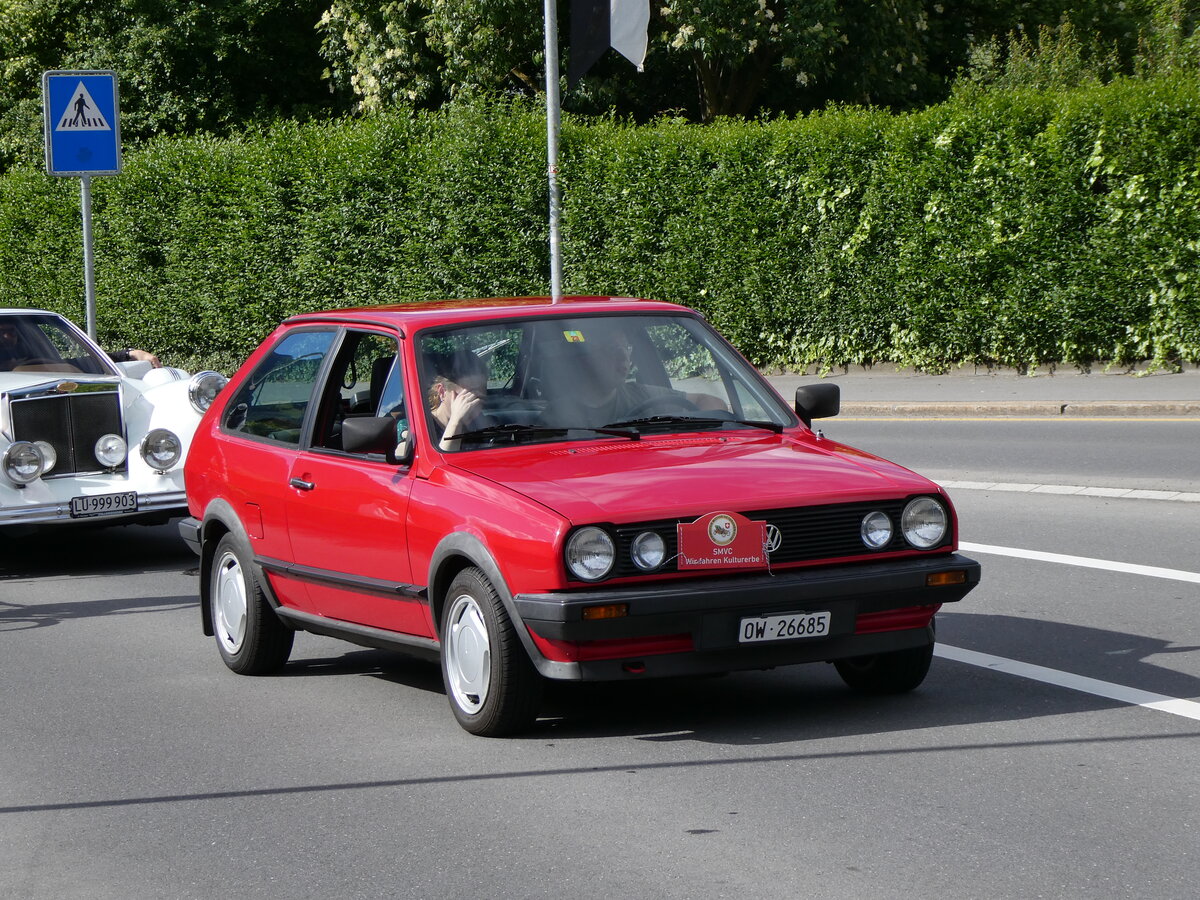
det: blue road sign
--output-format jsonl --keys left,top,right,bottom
{"left": 43, "top": 70, "right": 122, "bottom": 176}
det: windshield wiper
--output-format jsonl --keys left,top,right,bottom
{"left": 603, "top": 415, "right": 784, "bottom": 434}
{"left": 451, "top": 423, "right": 640, "bottom": 443}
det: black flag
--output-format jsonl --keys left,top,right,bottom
{"left": 569, "top": 0, "right": 649, "bottom": 85}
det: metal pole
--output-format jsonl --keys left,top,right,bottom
{"left": 80, "top": 175, "right": 98, "bottom": 339}
{"left": 543, "top": 0, "right": 564, "bottom": 302}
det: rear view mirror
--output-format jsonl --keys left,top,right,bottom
{"left": 794, "top": 383, "right": 840, "bottom": 428}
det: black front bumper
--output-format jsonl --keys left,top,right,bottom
{"left": 513, "top": 553, "right": 980, "bottom": 680}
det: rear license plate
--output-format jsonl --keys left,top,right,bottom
{"left": 739, "top": 611, "right": 831, "bottom": 644}
{"left": 70, "top": 491, "right": 138, "bottom": 518}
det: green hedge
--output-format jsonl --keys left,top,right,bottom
{"left": 1, "top": 81, "right": 1198, "bottom": 373}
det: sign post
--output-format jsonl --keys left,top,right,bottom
{"left": 42, "top": 70, "right": 122, "bottom": 340}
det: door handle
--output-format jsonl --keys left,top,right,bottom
{"left": 289, "top": 477, "right": 315, "bottom": 491}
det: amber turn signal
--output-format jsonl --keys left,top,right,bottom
{"left": 926, "top": 571, "right": 967, "bottom": 587}
{"left": 581, "top": 603, "right": 629, "bottom": 621}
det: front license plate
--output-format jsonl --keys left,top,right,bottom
{"left": 70, "top": 491, "right": 138, "bottom": 518}
{"left": 739, "top": 611, "right": 831, "bottom": 644}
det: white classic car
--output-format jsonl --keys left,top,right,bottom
{"left": 0, "top": 308, "right": 226, "bottom": 533}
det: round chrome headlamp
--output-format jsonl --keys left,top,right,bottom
{"left": 94, "top": 433, "right": 128, "bottom": 468}
{"left": 141, "top": 428, "right": 182, "bottom": 472}
{"left": 565, "top": 526, "right": 616, "bottom": 582}
{"left": 860, "top": 511, "right": 893, "bottom": 550}
{"left": 33, "top": 441, "right": 57, "bottom": 475}
{"left": 188, "top": 370, "right": 228, "bottom": 413}
{"left": 631, "top": 531, "right": 666, "bottom": 570}
{"left": 3, "top": 441, "right": 47, "bottom": 485}
{"left": 901, "top": 497, "right": 948, "bottom": 549}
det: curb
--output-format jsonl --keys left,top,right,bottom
{"left": 838, "top": 401, "right": 1200, "bottom": 417}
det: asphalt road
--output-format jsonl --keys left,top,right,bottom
{"left": 2, "top": 419, "right": 1197, "bottom": 899}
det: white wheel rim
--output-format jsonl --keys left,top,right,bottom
{"left": 213, "top": 550, "right": 248, "bottom": 655}
{"left": 445, "top": 593, "right": 490, "bottom": 715}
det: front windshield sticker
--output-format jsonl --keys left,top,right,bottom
{"left": 562, "top": 330, "right": 585, "bottom": 342}
{"left": 677, "top": 511, "right": 768, "bottom": 570}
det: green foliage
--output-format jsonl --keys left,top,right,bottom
{"left": 2, "top": 81, "right": 1200, "bottom": 373}
{"left": 0, "top": 0, "right": 337, "bottom": 170}
{"left": 318, "top": 1, "right": 1135, "bottom": 123}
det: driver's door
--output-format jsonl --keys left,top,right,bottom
{"left": 283, "top": 329, "right": 430, "bottom": 637}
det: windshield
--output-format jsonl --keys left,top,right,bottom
{"left": 415, "top": 313, "right": 794, "bottom": 450}
{"left": 0, "top": 313, "right": 114, "bottom": 376}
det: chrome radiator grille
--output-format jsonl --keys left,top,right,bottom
{"left": 10, "top": 389, "right": 124, "bottom": 476}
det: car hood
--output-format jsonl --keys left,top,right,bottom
{"left": 0, "top": 372, "right": 123, "bottom": 395}
{"left": 450, "top": 431, "right": 943, "bottom": 524}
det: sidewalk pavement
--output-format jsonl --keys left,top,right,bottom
{"left": 763, "top": 364, "right": 1200, "bottom": 416}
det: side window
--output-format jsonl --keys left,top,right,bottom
{"left": 311, "top": 330, "right": 405, "bottom": 453}
{"left": 223, "top": 329, "right": 337, "bottom": 445}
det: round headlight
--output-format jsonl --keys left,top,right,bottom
{"left": 565, "top": 526, "right": 616, "bottom": 582}
{"left": 33, "top": 441, "right": 57, "bottom": 474}
{"left": 188, "top": 370, "right": 228, "bottom": 413}
{"left": 901, "top": 497, "right": 948, "bottom": 549}
{"left": 631, "top": 531, "right": 666, "bottom": 570}
{"left": 860, "top": 511, "right": 893, "bottom": 550}
{"left": 141, "top": 428, "right": 182, "bottom": 472}
{"left": 3, "top": 441, "right": 46, "bottom": 485}
{"left": 94, "top": 433, "right": 128, "bottom": 468}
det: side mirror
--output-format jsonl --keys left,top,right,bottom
{"left": 794, "top": 383, "right": 840, "bottom": 428}
{"left": 341, "top": 416, "right": 412, "bottom": 465}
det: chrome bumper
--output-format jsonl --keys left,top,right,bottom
{"left": 0, "top": 490, "right": 187, "bottom": 526}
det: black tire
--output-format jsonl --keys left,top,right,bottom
{"left": 834, "top": 639, "right": 934, "bottom": 694}
{"left": 440, "top": 567, "right": 541, "bottom": 737}
{"left": 209, "top": 533, "right": 293, "bottom": 675}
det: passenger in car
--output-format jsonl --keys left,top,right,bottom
{"left": 543, "top": 326, "right": 725, "bottom": 428}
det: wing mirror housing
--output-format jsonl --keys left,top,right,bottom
{"left": 794, "top": 383, "right": 840, "bottom": 428}
{"left": 341, "top": 416, "right": 413, "bottom": 465}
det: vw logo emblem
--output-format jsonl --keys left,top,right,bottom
{"left": 765, "top": 524, "right": 782, "bottom": 554}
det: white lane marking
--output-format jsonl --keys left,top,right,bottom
{"left": 959, "top": 541, "right": 1200, "bottom": 584}
{"left": 936, "top": 645, "right": 1200, "bottom": 721}
{"left": 941, "top": 480, "right": 1200, "bottom": 502}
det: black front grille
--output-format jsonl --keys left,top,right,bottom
{"left": 10, "top": 389, "right": 124, "bottom": 476}
{"left": 602, "top": 498, "right": 946, "bottom": 580}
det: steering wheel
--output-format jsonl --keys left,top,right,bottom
{"left": 620, "top": 394, "right": 700, "bottom": 420}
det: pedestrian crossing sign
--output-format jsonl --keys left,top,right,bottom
{"left": 42, "top": 70, "right": 121, "bottom": 176}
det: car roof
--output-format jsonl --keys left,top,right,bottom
{"left": 282, "top": 296, "right": 693, "bottom": 330}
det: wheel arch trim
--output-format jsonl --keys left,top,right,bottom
{"left": 428, "top": 532, "right": 580, "bottom": 679}
{"left": 197, "top": 499, "right": 278, "bottom": 637}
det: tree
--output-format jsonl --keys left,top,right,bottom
{"left": 317, "top": 1, "right": 1034, "bottom": 121}
{"left": 0, "top": 0, "right": 337, "bottom": 170}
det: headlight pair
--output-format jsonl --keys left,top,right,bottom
{"left": 565, "top": 526, "right": 667, "bottom": 582}
{"left": 860, "top": 497, "right": 948, "bottom": 551}
{"left": 3, "top": 434, "right": 128, "bottom": 482}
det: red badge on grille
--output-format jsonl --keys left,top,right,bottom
{"left": 677, "top": 511, "right": 767, "bottom": 570}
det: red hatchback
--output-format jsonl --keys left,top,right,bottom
{"left": 181, "top": 297, "right": 980, "bottom": 736}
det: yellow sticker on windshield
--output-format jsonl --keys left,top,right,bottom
{"left": 563, "top": 330, "right": 585, "bottom": 343}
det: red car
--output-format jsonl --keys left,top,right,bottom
{"left": 181, "top": 297, "right": 980, "bottom": 736}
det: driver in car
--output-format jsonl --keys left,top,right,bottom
{"left": 552, "top": 326, "right": 725, "bottom": 427}
{"left": 0, "top": 318, "right": 160, "bottom": 371}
